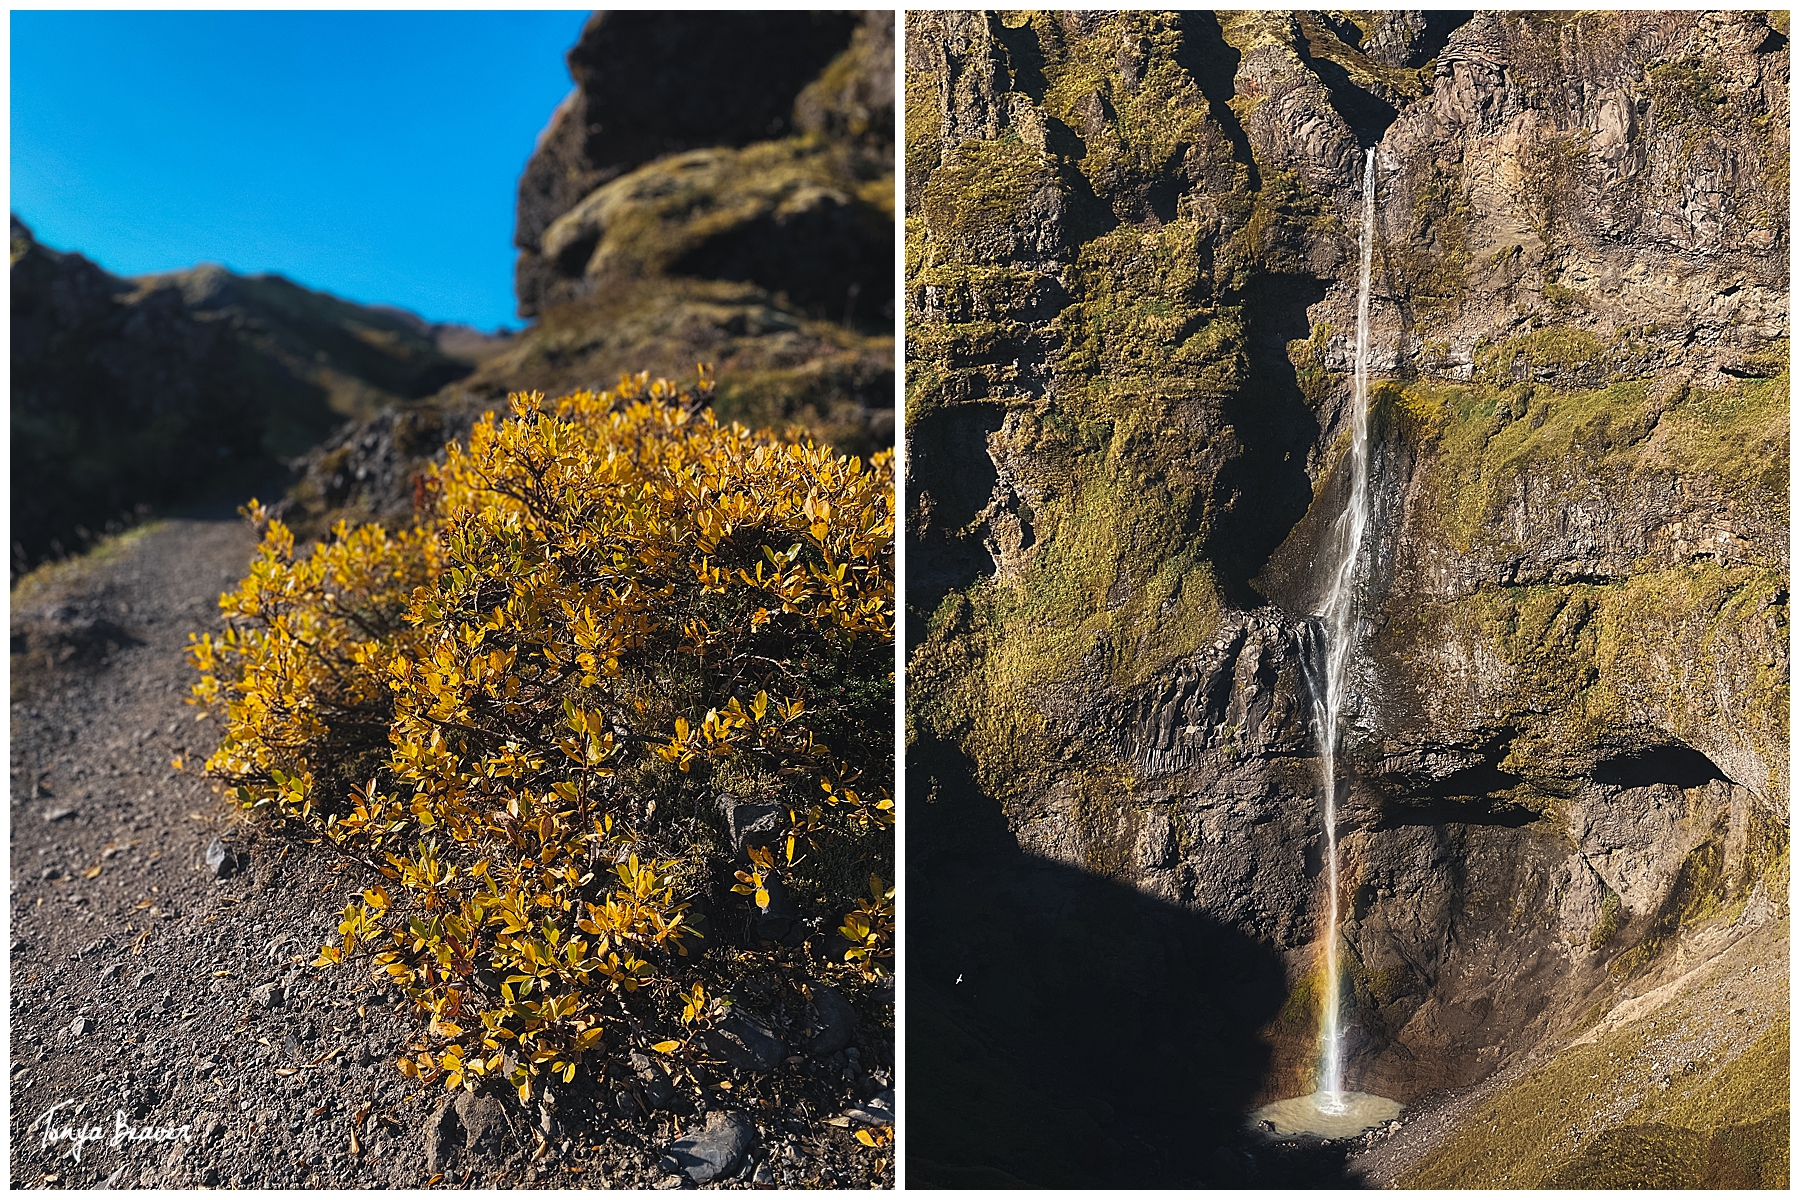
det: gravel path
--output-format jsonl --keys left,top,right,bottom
{"left": 10, "top": 515, "right": 893, "bottom": 1190}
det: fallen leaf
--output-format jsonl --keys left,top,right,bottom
{"left": 275, "top": 1068, "right": 297, "bottom": 1077}
{"left": 82, "top": 865, "right": 102, "bottom": 879}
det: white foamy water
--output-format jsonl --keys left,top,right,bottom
{"left": 1249, "top": 1090, "right": 1404, "bottom": 1139}
{"left": 1302, "top": 143, "right": 1379, "bottom": 1102}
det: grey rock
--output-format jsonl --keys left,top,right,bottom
{"left": 630, "top": 1050, "right": 677, "bottom": 1109}
{"left": 720, "top": 795, "right": 783, "bottom": 855}
{"left": 250, "top": 981, "right": 284, "bottom": 1010}
{"left": 425, "top": 1098, "right": 458, "bottom": 1174}
{"left": 660, "top": 1109, "right": 756, "bottom": 1184}
{"left": 704, "top": 1011, "right": 786, "bottom": 1074}
{"left": 844, "top": 1089, "right": 893, "bottom": 1127}
{"left": 804, "top": 985, "right": 857, "bottom": 1057}
{"left": 204, "top": 837, "right": 235, "bottom": 878}
{"left": 43, "top": 807, "right": 76, "bottom": 822}
{"left": 453, "top": 1090, "right": 508, "bottom": 1159}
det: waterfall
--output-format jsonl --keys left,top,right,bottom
{"left": 1248, "top": 147, "right": 1405, "bottom": 1142}
{"left": 1314, "top": 145, "right": 1377, "bottom": 1113}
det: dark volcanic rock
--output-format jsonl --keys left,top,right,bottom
{"left": 514, "top": 11, "right": 865, "bottom": 317}
{"left": 705, "top": 1010, "right": 786, "bottom": 1074}
{"left": 804, "top": 985, "right": 858, "bottom": 1057}
{"left": 659, "top": 1109, "right": 756, "bottom": 1184}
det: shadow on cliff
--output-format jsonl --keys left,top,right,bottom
{"left": 904, "top": 404, "right": 1005, "bottom": 642}
{"left": 906, "top": 734, "right": 1363, "bottom": 1188}
{"left": 1176, "top": 12, "right": 1259, "bottom": 186}
{"left": 1209, "top": 272, "right": 1328, "bottom": 608}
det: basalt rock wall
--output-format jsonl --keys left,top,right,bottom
{"left": 906, "top": 8, "right": 1787, "bottom": 1169}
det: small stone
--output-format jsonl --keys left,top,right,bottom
{"left": 753, "top": 1161, "right": 775, "bottom": 1186}
{"left": 630, "top": 1051, "right": 677, "bottom": 1109}
{"left": 69, "top": 1016, "right": 91, "bottom": 1038}
{"left": 43, "top": 807, "right": 76, "bottom": 822}
{"left": 843, "top": 1089, "right": 893, "bottom": 1127}
{"left": 251, "top": 982, "right": 284, "bottom": 1009}
{"left": 718, "top": 796, "right": 782, "bottom": 854}
{"left": 662, "top": 1109, "right": 756, "bottom": 1184}
{"left": 425, "top": 1099, "right": 460, "bottom": 1174}
{"left": 204, "top": 837, "right": 236, "bottom": 879}
{"left": 38, "top": 866, "right": 60, "bottom": 881}
{"left": 201, "top": 1167, "right": 219, "bottom": 1186}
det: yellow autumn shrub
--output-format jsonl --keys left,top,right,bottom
{"left": 188, "top": 371, "right": 894, "bottom": 1100}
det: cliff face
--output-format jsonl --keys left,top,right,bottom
{"left": 291, "top": 11, "right": 896, "bottom": 534}
{"left": 9, "top": 216, "right": 483, "bottom": 574}
{"left": 906, "top": 10, "right": 1786, "bottom": 1186}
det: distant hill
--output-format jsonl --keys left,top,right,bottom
{"left": 10, "top": 216, "right": 507, "bottom": 573}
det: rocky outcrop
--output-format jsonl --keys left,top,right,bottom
{"left": 907, "top": 10, "right": 1785, "bottom": 1187}
{"left": 513, "top": 11, "right": 881, "bottom": 318}
{"left": 9, "top": 216, "right": 483, "bottom": 575}
{"left": 290, "top": 11, "right": 895, "bottom": 535}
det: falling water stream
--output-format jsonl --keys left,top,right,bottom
{"left": 1249, "top": 147, "right": 1403, "bottom": 1141}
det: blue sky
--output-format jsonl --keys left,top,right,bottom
{"left": 12, "top": 10, "right": 592, "bottom": 331}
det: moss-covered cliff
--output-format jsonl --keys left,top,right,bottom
{"left": 906, "top": 9, "right": 1786, "bottom": 1188}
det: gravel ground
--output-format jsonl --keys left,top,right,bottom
{"left": 10, "top": 514, "right": 895, "bottom": 1190}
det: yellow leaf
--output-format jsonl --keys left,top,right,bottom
{"left": 855, "top": 1129, "right": 877, "bottom": 1147}
{"left": 651, "top": 1040, "right": 681, "bottom": 1054}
